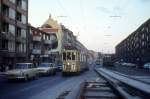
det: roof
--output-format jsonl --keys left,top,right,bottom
{"left": 16, "top": 63, "right": 32, "bottom": 64}
{"left": 40, "top": 28, "right": 58, "bottom": 34}
{"left": 41, "top": 15, "right": 60, "bottom": 29}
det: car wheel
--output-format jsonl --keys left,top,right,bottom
{"left": 52, "top": 70, "right": 56, "bottom": 75}
{"left": 34, "top": 73, "right": 38, "bottom": 80}
{"left": 8, "top": 79, "right": 14, "bottom": 82}
{"left": 24, "top": 75, "right": 29, "bottom": 81}
{"left": 46, "top": 71, "right": 50, "bottom": 76}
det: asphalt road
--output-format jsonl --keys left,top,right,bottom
{"left": 0, "top": 72, "right": 68, "bottom": 99}
{"left": 0, "top": 68, "right": 99, "bottom": 99}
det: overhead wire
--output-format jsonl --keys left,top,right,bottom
{"left": 56, "top": 0, "right": 76, "bottom": 32}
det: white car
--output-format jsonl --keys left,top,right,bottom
{"left": 5, "top": 63, "right": 38, "bottom": 81}
{"left": 121, "top": 62, "right": 136, "bottom": 68}
{"left": 144, "top": 63, "right": 150, "bottom": 69}
{"left": 37, "top": 63, "right": 56, "bottom": 75}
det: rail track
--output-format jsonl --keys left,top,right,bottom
{"left": 75, "top": 68, "right": 150, "bottom": 99}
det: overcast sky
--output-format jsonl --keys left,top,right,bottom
{"left": 28, "top": 0, "right": 150, "bottom": 53}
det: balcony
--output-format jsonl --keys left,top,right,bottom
{"left": 44, "top": 50, "right": 48, "bottom": 55}
{"left": 32, "top": 36, "right": 42, "bottom": 42}
{"left": 32, "top": 49, "right": 41, "bottom": 54}
{"left": 44, "top": 50, "right": 51, "bottom": 55}
{"left": 2, "top": 0, "right": 16, "bottom": 9}
{"left": 1, "top": 32, "right": 15, "bottom": 41}
{"left": 16, "top": 21, "right": 26, "bottom": 29}
{"left": 16, "top": 36, "right": 26, "bottom": 43}
{"left": 0, "top": 49, "right": 15, "bottom": 57}
{"left": 16, "top": 52, "right": 26, "bottom": 57}
{"left": 44, "top": 39, "right": 52, "bottom": 45}
{"left": 1, "top": 14, "right": 16, "bottom": 25}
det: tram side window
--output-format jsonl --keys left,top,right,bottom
{"left": 63, "top": 52, "right": 66, "bottom": 60}
{"left": 67, "top": 52, "right": 71, "bottom": 60}
{"left": 78, "top": 52, "right": 80, "bottom": 61}
{"left": 72, "top": 52, "right": 75, "bottom": 60}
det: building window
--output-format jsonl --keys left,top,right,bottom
{"left": 22, "top": 43, "right": 26, "bottom": 53}
{"left": 16, "top": 43, "right": 23, "bottom": 52}
{"left": 43, "top": 34, "right": 46, "bottom": 40}
{"left": 142, "top": 34, "right": 145, "bottom": 39}
{"left": 22, "top": 0, "right": 27, "bottom": 10}
{"left": 21, "top": 29, "right": 26, "bottom": 38}
{"left": 48, "top": 35, "right": 50, "bottom": 40}
{"left": 46, "top": 35, "right": 48, "bottom": 40}
{"left": 9, "top": 8, "right": 15, "bottom": 19}
{"left": 9, "top": 24, "right": 15, "bottom": 35}
{"left": 147, "top": 36, "right": 149, "bottom": 41}
{"left": 142, "top": 41, "right": 144, "bottom": 47}
{"left": 22, "top": 15, "right": 26, "bottom": 24}
{"left": 8, "top": 41, "right": 15, "bottom": 52}
{"left": 9, "top": 0, "right": 16, "bottom": 3}
{"left": 16, "top": 12, "right": 22, "bottom": 22}
{"left": 24, "top": 44, "right": 26, "bottom": 52}
{"left": 30, "top": 29, "right": 32, "bottom": 35}
{"left": 16, "top": 27, "right": 21, "bottom": 37}
{"left": 2, "top": 5, "right": 9, "bottom": 17}
{"left": 146, "top": 27, "right": 148, "bottom": 33}
{"left": 2, "top": 22, "right": 9, "bottom": 33}
{"left": 16, "top": 0, "right": 22, "bottom": 7}
{"left": 2, "top": 40, "right": 8, "bottom": 50}
{"left": 142, "top": 27, "right": 144, "bottom": 31}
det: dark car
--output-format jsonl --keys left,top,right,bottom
{"left": 56, "top": 64, "right": 62, "bottom": 72}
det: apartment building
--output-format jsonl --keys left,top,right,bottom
{"left": 116, "top": 18, "right": 150, "bottom": 67}
{"left": 28, "top": 25, "right": 54, "bottom": 64}
{"left": 0, "top": 0, "right": 28, "bottom": 71}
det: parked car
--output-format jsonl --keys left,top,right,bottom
{"left": 5, "top": 63, "right": 38, "bottom": 81}
{"left": 144, "top": 63, "right": 150, "bottom": 69}
{"left": 121, "top": 62, "right": 137, "bottom": 68}
{"left": 114, "top": 61, "right": 120, "bottom": 66}
{"left": 37, "top": 63, "right": 56, "bottom": 75}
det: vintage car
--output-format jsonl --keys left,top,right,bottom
{"left": 144, "top": 63, "right": 150, "bottom": 69}
{"left": 37, "top": 63, "right": 56, "bottom": 75}
{"left": 5, "top": 63, "right": 38, "bottom": 81}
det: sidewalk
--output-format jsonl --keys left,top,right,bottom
{"left": 0, "top": 72, "right": 6, "bottom": 82}
{"left": 0, "top": 72, "right": 5, "bottom": 75}
{"left": 107, "top": 65, "right": 150, "bottom": 76}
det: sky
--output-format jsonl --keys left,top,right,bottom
{"left": 28, "top": 0, "right": 150, "bottom": 53}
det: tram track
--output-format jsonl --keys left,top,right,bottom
{"left": 107, "top": 69, "right": 150, "bottom": 85}
{"left": 74, "top": 68, "right": 150, "bottom": 99}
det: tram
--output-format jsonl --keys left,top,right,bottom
{"left": 62, "top": 49, "right": 88, "bottom": 75}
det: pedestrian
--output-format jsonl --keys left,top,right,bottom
{"left": 6, "top": 65, "right": 9, "bottom": 71}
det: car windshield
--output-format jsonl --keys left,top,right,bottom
{"left": 39, "top": 63, "right": 50, "bottom": 67}
{"left": 15, "top": 64, "right": 28, "bottom": 69}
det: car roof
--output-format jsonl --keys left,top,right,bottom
{"left": 40, "top": 63, "right": 53, "bottom": 64}
{"left": 16, "top": 63, "right": 32, "bottom": 64}
{"left": 145, "top": 63, "right": 150, "bottom": 65}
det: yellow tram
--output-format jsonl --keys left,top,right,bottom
{"left": 62, "top": 49, "right": 88, "bottom": 75}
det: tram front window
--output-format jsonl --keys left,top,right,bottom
{"left": 72, "top": 52, "right": 75, "bottom": 60}
{"left": 63, "top": 52, "right": 66, "bottom": 60}
{"left": 67, "top": 52, "right": 71, "bottom": 60}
